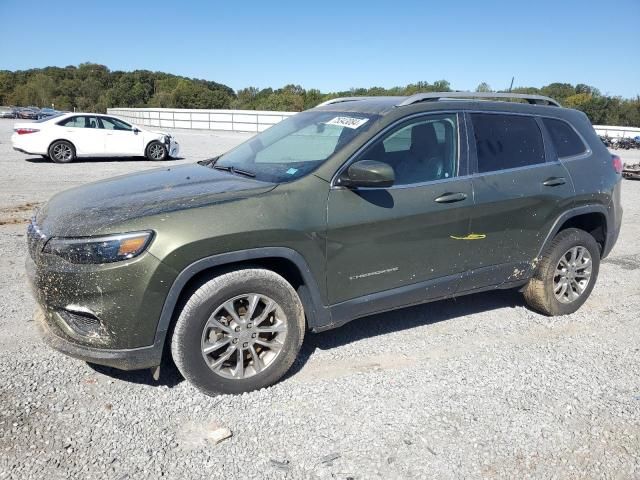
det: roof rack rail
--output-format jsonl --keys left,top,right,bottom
{"left": 396, "top": 92, "right": 561, "bottom": 107}
{"left": 316, "top": 96, "right": 378, "bottom": 107}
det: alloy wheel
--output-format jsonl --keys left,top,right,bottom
{"left": 148, "top": 143, "right": 165, "bottom": 160}
{"left": 200, "top": 294, "right": 288, "bottom": 379}
{"left": 553, "top": 246, "right": 593, "bottom": 303}
{"left": 52, "top": 143, "right": 72, "bottom": 162}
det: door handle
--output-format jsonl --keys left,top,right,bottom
{"left": 543, "top": 177, "right": 566, "bottom": 187}
{"left": 434, "top": 192, "right": 467, "bottom": 203}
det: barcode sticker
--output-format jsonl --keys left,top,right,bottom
{"left": 324, "top": 116, "right": 369, "bottom": 129}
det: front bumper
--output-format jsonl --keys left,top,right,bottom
{"left": 35, "top": 307, "right": 162, "bottom": 369}
{"left": 26, "top": 233, "right": 177, "bottom": 363}
{"left": 168, "top": 140, "right": 180, "bottom": 158}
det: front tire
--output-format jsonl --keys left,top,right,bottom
{"left": 523, "top": 228, "right": 600, "bottom": 316}
{"left": 48, "top": 140, "right": 76, "bottom": 163}
{"left": 171, "top": 269, "right": 305, "bottom": 396}
{"left": 145, "top": 141, "right": 167, "bottom": 161}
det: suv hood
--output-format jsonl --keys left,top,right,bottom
{"left": 36, "top": 163, "right": 275, "bottom": 237}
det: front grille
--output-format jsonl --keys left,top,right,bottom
{"left": 27, "top": 218, "right": 47, "bottom": 260}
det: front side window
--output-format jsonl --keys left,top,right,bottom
{"left": 100, "top": 117, "right": 133, "bottom": 131}
{"left": 214, "top": 110, "right": 379, "bottom": 183}
{"left": 542, "top": 118, "right": 586, "bottom": 158}
{"left": 58, "top": 116, "right": 98, "bottom": 128}
{"left": 471, "top": 113, "right": 545, "bottom": 173}
{"left": 359, "top": 114, "right": 458, "bottom": 185}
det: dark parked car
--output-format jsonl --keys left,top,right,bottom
{"left": 27, "top": 92, "right": 623, "bottom": 396}
{"left": 37, "top": 108, "right": 59, "bottom": 119}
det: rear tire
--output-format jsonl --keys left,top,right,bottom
{"left": 523, "top": 228, "right": 600, "bottom": 316}
{"left": 145, "top": 141, "right": 167, "bottom": 161}
{"left": 171, "top": 269, "right": 305, "bottom": 396}
{"left": 48, "top": 140, "right": 75, "bottom": 163}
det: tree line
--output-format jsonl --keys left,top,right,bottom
{"left": 1, "top": 63, "right": 638, "bottom": 127}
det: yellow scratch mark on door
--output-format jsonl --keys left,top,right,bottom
{"left": 450, "top": 233, "right": 487, "bottom": 240}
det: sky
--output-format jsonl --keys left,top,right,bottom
{"left": 0, "top": 0, "right": 638, "bottom": 98}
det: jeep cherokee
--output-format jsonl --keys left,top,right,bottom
{"left": 26, "top": 92, "right": 623, "bottom": 396}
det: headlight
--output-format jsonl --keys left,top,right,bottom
{"left": 43, "top": 231, "right": 153, "bottom": 264}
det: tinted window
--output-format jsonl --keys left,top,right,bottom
{"left": 361, "top": 114, "right": 458, "bottom": 185}
{"left": 543, "top": 118, "right": 586, "bottom": 158}
{"left": 100, "top": 117, "right": 132, "bottom": 131}
{"left": 471, "top": 114, "right": 545, "bottom": 173}
{"left": 58, "top": 116, "right": 98, "bottom": 128}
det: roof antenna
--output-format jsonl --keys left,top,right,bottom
{"left": 508, "top": 76, "right": 515, "bottom": 92}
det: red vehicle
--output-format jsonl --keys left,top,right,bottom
{"left": 17, "top": 108, "right": 40, "bottom": 120}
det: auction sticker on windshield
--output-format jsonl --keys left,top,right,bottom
{"left": 325, "top": 116, "right": 369, "bottom": 129}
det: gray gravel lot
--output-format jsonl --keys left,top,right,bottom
{"left": 0, "top": 118, "right": 639, "bottom": 479}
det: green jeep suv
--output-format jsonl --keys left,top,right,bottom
{"left": 26, "top": 92, "right": 623, "bottom": 395}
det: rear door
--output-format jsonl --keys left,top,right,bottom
{"left": 326, "top": 112, "right": 474, "bottom": 305}
{"left": 57, "top": 115, "right": 105, "bottom": 156}
{"left": 460, "top": 112, "right": 574, "bottom": 290}
{"left": 99, "top": 116, "right": 144, "bottom": 156}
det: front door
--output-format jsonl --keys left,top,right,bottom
{"left": 326, "top": 113, "right": 474, "bottom": 306}
{"left": 99, "top": 116, "right": 144, "bottom": 156}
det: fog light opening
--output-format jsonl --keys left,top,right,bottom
{"left": 58, "top": 307, "right": 104, "bottom": 338}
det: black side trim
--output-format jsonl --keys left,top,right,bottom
{"left": 457, "top": 261, "right": 532, "bottom": 293}
{"left": 153, "top": 248, "right": 330, "bottom": 346}
{"left": 537, "top": 205, "right": 611, "bottom": 259}
{"left": 324, "top": 273, "right": 461, "bottom": 331}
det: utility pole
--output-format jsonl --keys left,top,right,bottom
{"left": 508, "top": 77, "right": 515, "bottom": 92}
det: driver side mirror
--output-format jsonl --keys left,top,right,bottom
{"left": 133, "top": 127, "right": 140, "bottom": 134}
{"left": 338, "top": 160, "right": 395, "bottom": 188}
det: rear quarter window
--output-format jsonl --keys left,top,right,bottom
{"left": 542, "top": 118, "right": 587, "bottom": 158}
{"left": 470, "top": 113, "right": 545, "bottom": 173}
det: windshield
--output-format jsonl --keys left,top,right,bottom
{"left": 212, "top": 110, "right": 379, "bottom": 183}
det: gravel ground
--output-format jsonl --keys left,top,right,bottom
{"left": 0, "top": 118, "right": 639, "bottom": 479}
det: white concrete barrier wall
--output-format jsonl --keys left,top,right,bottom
{"left": 108, "top": 109, "right": 640, "bottom": 139}
{"left": 107, "top": 108, "right": 297, "bottom": 133}
{"left": 594, "top": 125, "right": 640, "bottom": 139}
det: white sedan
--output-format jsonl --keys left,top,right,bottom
{"left": 11, "top": 113, "right": 179, "bottom": 163}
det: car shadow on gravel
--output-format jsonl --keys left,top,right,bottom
{"left": 86, "top": 289, "right": 525, "bottom": 389}
{"left": 87, "top": 357, "right": 183, "bottom": 388}
{"left": 286, "top": 288, "right": 525, "bottom": 379}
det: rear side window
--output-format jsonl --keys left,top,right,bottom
{"left": 58, "top": 116, "right": 98, "bottom": 128}
{"left": 542, "top": 118, "right": 587, "bottom": 158}
{"left": 471, "top": 113, "right": 545, "bottom": 173}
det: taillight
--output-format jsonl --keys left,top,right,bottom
{"left": 14, "top": 128, "right": 40, "bottom": 135}
{"left": 611, "top": 154, "right": 623, "bottom": 174}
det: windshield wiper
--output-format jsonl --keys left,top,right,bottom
{"left": 229, "top": 167, "right": 256, "bottom": 178}
{"left": 212, "top": 164, "right": 256, "bottom": 178}
{"left": 197, "top": 155, "right": 220, "bottom": 166}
